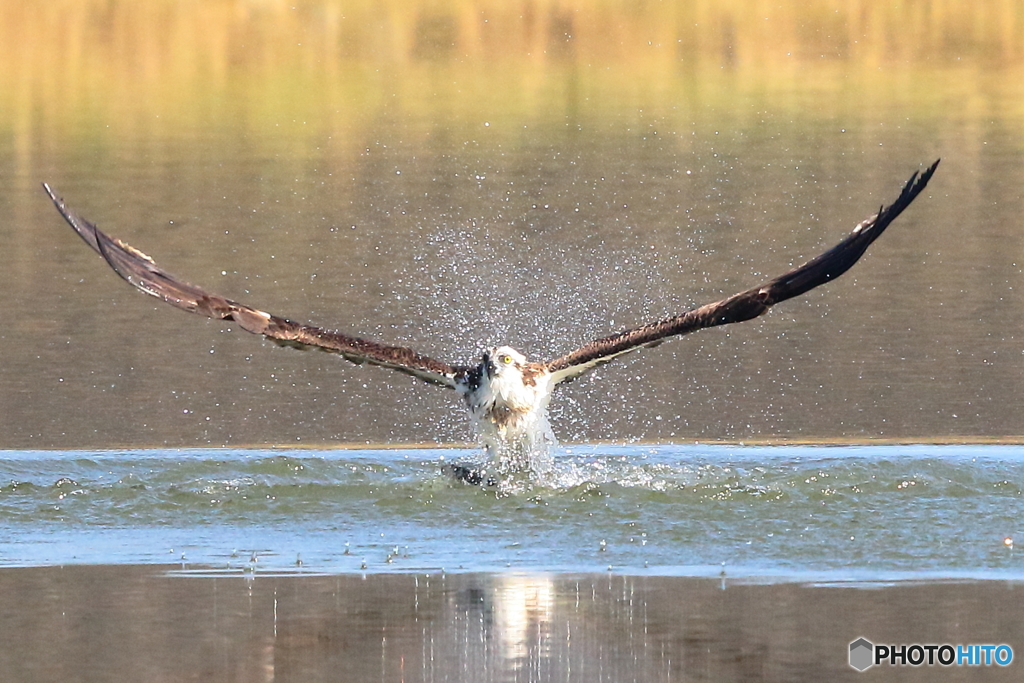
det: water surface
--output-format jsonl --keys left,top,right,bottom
{"left": 3, "top": 444, "right": 1021, "bottom": 579}
{"left": 3, "top": 3, "right": 1024, "bottom": 681}
{"left": 4, "top": 443, "right": 1023, "bottom": 680}
{"left": 3, "top": 565, "right": 1022, "bottom": 683}
{"left": 2, "top": 1, "right": 1022, "bottom": 449}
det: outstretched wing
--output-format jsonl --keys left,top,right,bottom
{"left": 545, "top": 159, "right": 940, "bottom": 385}
{"left": 43, "top": 184, "right": 467, "bottom": 389}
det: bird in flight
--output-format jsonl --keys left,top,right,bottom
{"left": 44, "top": 160, "right": 938, "bottom": 477}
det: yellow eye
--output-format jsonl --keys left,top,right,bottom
{"left": 501, "top": 355, "right": 513, "bottom": 364}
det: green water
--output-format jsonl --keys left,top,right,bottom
{"left": 2, "top": 444, "right": 1021, "bottom": 578}
{"left": 3, "top": 1, "right": 1023, "bottom": 450}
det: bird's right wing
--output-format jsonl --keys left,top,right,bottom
{"left": 44, "top": 184, "right": 468, "bottom": 389}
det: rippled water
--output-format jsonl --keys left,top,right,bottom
{"left": 3, "top": 444, "right": 1021, "bottom": 580}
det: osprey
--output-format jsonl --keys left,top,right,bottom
{"left": 44, "top": 160, "right": 938, "bottom": 475}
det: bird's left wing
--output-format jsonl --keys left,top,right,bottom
{"left": 43, "top": 184, "right": 467, "bottom": 389}
{"left": 544, "top": 159, "right": 939, "bottom": 386}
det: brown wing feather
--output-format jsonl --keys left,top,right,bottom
{"left": 545, "top": 159, "right": 940, "bottom": 385}
{"left": 43, "top": 184, "right": 465, "bottom": 389}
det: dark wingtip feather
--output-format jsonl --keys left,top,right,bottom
{"left": 45, "top": 186, "right": 463, "bottom": 389}
{"left": 43, "top": 183, "right": 105, "bottom": 255}
{"left": 545, "top": 160, "right": 939, "bottom": 383}
{"left": 767, "top": 159, "right": 938, "bottom": 302}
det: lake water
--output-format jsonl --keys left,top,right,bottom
{"left": 0, "top": 442, "right": 1022, "bottom": 683}
{"left": 2, "top": 444, "right": 1023, "bottom": 578}
{"left": 2, "top": 443, "right": 1024, "bottom": 681}
{"left": 3, "top": 1, "right": 1024, "bottom": 681}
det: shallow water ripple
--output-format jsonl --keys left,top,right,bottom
{"left": 1, "top": 444, "right": 1022, "bottom": 580}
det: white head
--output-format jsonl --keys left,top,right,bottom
{"left": 480, "top": 345, "right": 549, "bottom": 415}
{"left": 483, "top": 346, "right": 529, "bottom": 380}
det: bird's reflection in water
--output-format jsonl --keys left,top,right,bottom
{"left": 444, "top": 574, "right": 557, "bottom": 679}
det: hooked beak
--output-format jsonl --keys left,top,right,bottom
{"left": 483, "top": 350, "right": 496, "bottom": 378}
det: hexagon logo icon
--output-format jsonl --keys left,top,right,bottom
{"left": 849, "top": 638, "right": 875, "bottom": 671}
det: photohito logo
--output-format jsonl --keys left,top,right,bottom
{"left": 849, "top": 638, "right": 1013, "bottom": 671}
